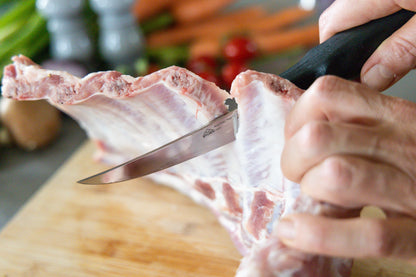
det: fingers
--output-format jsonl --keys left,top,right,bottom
{"left": 361, "top": 15, "right": 416, "bottom": 91}
{"left": 319, "top": 0, "right": 416, "bottom": 42}
{"left": 275, "top": 214, "right": 416, "bottom": 262}
{"left": 284, "top": 76, "right": 383, "bottom": 140}
{"left": 301, "top": 155, "right": 416, "bottom": 215}
{"left": 282, "top": 121, "right": 388, "bottom": 182}
{"left": 319, "top": 0, "right": 416, "bottom": 91}
{"left": 283, "top": 77, "right": 416, "bottom": 180}
{"left": 282, "top": 76, "right": 416, "bottom": 215}
{"left": 282, "top": 119, "right": 416, "bottom": 190}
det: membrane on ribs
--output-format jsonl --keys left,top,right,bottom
{"left": 2, "top": 55, "right": 352, "bottom": 277}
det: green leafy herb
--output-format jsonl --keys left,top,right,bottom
{"left": 0, "top": 0, "right": 48, "bottom": 77}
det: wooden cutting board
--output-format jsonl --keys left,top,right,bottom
{"left": 0, "top": 141, "right": 415, "bottom": 276}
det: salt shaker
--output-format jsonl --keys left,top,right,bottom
{"left": 89, "top": 0, "right": 144, "bottom": 66}
{"left": 36, "top": 0, "right": 93, "bottom": 61}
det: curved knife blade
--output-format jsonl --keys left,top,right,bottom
{"left": 78, "top": 109, "right": 238, "bottom": 184}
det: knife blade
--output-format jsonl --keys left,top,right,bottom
{"left": 78, "top": 108, "right": 239, "bottom": 184}
{"left": 78, "top": 9, "right": 415, "bottom": 184}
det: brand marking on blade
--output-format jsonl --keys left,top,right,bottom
{"left": 203, "top": 128, "right": 215, "bottom": 138}
{"left": 202, "top": 115, "right": 233, "bottom": 138}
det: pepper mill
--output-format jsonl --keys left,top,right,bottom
{"left": 36, "top": 0, "right": 93, "bottom": 61}
{"left": 89, "top": 0, "right": 144, "bottom": 67}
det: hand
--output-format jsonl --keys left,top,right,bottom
{"left": 278, "top": 76, "right": 416, "bottom": 264}
{"left": 319, "top": 0, "right": 416, "bottom": 91}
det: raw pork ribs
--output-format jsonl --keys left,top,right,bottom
{"left": 2, "top": 55, "right": 352, "bottom": 277}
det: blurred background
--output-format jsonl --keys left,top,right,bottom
{"left": 0, "top": 0, "right": 415, "bottom": 229}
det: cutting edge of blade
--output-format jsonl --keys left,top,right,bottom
{"left": 77, "top": 163, "right": 131, "bottom": 184}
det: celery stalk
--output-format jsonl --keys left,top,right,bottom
{"left": 0, "top": 0, "right": 35, "bottom": 29}
{"left": 0, "top": 12, "right": 46, "bottom": 64}
{"left": 0, "top": 0, "right": 49, "bottom": 78}
{"left": 0, "top": 15, "right": 27, "bottom": 42}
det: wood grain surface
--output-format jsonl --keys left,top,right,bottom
{"left": 0, "top": 141, "right": 415, "bottom": 276}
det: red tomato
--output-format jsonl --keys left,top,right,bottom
{"left": 223, "top": 37, "right": 258, "bottom": 62}
{"left": 186, "top": 56, "right": 218, "bottom": 74}
{"left": 221, "top": 62, "right": 248, "bottom": 89}
{"left": 198, "top": 71, "right": 222, "bottom": 87}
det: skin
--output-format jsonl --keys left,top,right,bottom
{"left": 320, "top": 0, "right": 416, "bottom": 92}
{"left": 276, "top": 0, "right": 416, "bottom": 265}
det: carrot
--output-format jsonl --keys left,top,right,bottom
{"left": 189, "top": 24, "right": 319, "bottom": 59}
{"left": 246, "top": 6, "right": 315, "bottom": 33}
{"left": 132, "top": 0, "right": 173, "bottom": 21}
{"left": 171, "top": 0, "right": 236, "bottom": 24}
{"left": 189, "top": 37, "right": 221, "bottom": 59}
{"left": 252, "top": 24, "right": 319, "bottom": 55}
{"left": 146, "top": 6, "right": 265, "bottom": 47}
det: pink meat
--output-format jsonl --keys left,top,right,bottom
{"left": 231, "top": 71, "right": 352, "bottom": 276}
{"left": 1, "top": 55, "right": 352, "bottom": 277}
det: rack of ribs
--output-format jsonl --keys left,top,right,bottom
{"left": 2, "top": 55, "right": 352, "bottom": 277}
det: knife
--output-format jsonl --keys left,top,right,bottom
{"left": 78, "top": 9, "right": 415, "bottom": 184}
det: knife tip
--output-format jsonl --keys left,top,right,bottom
{"left": 77, "top": 176, "right": 103, "bottom": 185}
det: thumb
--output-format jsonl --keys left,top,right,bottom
{"left": 361, "top": 16, "right": 416, "bottom": 91}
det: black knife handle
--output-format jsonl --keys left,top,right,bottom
{"left": 280, "top": 9, "right": 415, "bottom": 90}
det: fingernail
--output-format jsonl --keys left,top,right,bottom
{"left": 276, "top": 218, "right": 296, "bottom": 241}
{"left": 362, "top": 64, "right": 395, "bottom": 91}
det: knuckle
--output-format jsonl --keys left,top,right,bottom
{"left": 366, "top": 220, "right": 394, "bottom": 257}
{"left": 322, "top": 156, "right": 353, "bottom": 191}
{"left": 303, "top": 156, "right": 354, "bottom": 207}
{"left": 310, "top": 76, "right": 339, "bottom": 97}
{"left": 389, "top": 36, "right": 416, "bottom": 68}
{"left": 305, "top": 76, "right": 340, "bottom": 108}
{"left": 301, "top": 222, "right": 328, "bottom": 252}
{"left": 318, "top": 11, "right": 330, "bottom": 33}
{"left": 280, "top": 147, "right": 295, "bottom": 181}
{"left": 300, "top": 121, "right": 332, "bottom": 153}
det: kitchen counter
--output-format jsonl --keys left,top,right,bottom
{"left": 0, "top": 115, "right": 86, "bottom": 229}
